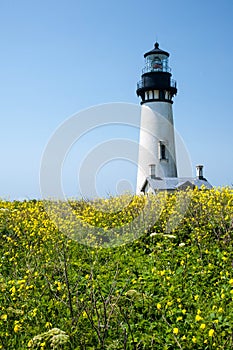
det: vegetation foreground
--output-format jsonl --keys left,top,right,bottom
{"left": 0, "top": 187, "right": 233, "bottom": 349}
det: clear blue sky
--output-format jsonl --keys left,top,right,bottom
{"left": 0, "top": 0, "right": 233, "bottom": 199}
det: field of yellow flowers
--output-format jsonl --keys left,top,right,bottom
{"left": 0, "top": 187, "right": 233, "bottom": 349}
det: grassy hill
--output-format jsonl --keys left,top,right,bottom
{"left": 0, "top": 187, "right": 233, "bottom": 349}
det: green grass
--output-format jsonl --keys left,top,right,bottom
{"left": 0, "top": 187, "right": 233, "bottom": 349}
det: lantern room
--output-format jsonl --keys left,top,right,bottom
{"left": 143, "top": 42, "right": 170, "bottom": 74}
{"left": 136, "top": 42, "right": 177, "bottom": 104}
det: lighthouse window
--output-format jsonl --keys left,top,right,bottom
{"left": 159, "top": 142, "right": 167, "bottom": 160}
{"left": 161, "top": 144, "right": 166, "bottom": 159}
{"left": 159, "top": 90, "right": 165, "bottom": 100}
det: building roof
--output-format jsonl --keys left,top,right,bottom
{"left": 141, "top": 177, "right": 213, "bottom": 192}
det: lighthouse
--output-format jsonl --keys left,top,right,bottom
{"left": 136, "top": 42, "right": 212, "bottom": 193}
{"left": 136, "top": 42, "right": 177, "bottom": 193}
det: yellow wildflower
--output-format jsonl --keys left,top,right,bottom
{"left": 195, "top": 314, "right": 202, "bottom": 321}
{"left": 173, "top": 328, "right": 179, "bottom": 335}
{"left": 209, "top": 329, "right": 215, "bottom": 337}
{"left": 14, "top": 324, "right": 21, "bottom": 333}
{"left": 10, "top": 285, "right": 16, "bottom": 295}
{"left": 45, "top": 322, "right": 52, "bottom": 328}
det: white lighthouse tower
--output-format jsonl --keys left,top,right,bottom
{"left": 136, "top": 42, "right": 178, "bottom": 193}
{"left": 136, "top": 42, "right": 212, "bottom": 194}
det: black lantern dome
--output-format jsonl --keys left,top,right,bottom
{"left": 144, "top": 42, "right": 169, "bottom": 58}
{"left": 136, "top": 42, "right": 177, "bottom": 104}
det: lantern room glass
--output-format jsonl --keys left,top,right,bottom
{"left": 142, "top": 54, "right": 171, "bottom": 74}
